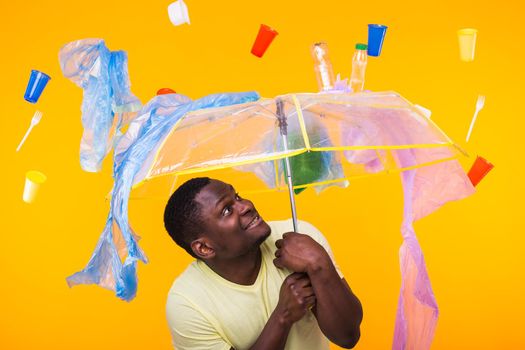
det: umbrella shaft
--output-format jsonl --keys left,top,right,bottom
{"left": 281, "top": 133, "right": 298, "bottom": 232}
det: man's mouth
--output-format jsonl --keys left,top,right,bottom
{"left": 245, "top": 215, "right": 261, "bottom": 230}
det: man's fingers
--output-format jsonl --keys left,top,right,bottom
{"left": 283, "top": 273, "right": 309, "bottom": 289}
{"left": 282, "top": 231, "right": 294, "bottom": 239}
{"left": 274, "top": 249, "right": 282, "bottom": 258}
{"left": 273, "top": 257, "right": 284, "bottom": 269}
{"left": 304, "top": 295, "right": 316, "bottom": 310}
{"left": 275, "top": 239, "right": 283, "bottom": 248}
{"left": 300, "top": 286, "right": 315, "bottom": 298}
{"left": 286, "top": 272, "right": 305, "bottom": 280}
{"left": 293, "top": 275, "right": 312, "bottom": 289}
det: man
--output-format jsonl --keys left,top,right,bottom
{"left": 164, "top": 177, "right": 363, "bottom": 350}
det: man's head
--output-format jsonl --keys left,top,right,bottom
{"left": 164, "top": 178, "right": 271, "bottom": 261}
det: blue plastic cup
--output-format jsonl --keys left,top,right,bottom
{"left": 367, "top": 24, "right": 388, "bottom": 57}
{"left": 24, "top": 70, "right": 51, "bottom": 103}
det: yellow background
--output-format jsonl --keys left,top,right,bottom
{"left": 2, "top": 0, "right": 524, "bottom": 349}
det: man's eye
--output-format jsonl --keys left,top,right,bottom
{"left": 222, "top": 206, "right": 232, "bottom": 216}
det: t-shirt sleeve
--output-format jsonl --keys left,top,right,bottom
{"left": 298, "top": 220, "right": 344, "bottom": 279}
{"left": 166, "top": 293, "right": 232, "bottom": 350}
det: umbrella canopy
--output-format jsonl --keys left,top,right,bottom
{"left": 135, "top": 91, "right": 464, "bottom": 194}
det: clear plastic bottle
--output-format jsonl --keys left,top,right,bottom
{"left": 311, "top": 42, "right": 335, "bottom": 92}
{"left": 350, "top": 43, "right": 368, "bottom": 93}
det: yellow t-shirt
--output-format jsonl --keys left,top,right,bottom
{"left": 166, "top": 219, "right": 343, "bottom": 350}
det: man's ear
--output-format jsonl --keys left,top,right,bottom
{"left": 191, "top": 238, "right": 216, "bottom": 260}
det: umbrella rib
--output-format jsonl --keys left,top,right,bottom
{"left": 310, "top": 142, "right": 452, "bottom": 152}
{"left": 375, "top": 149, "right": 388, "bottom": 171}
{"left": 130, "top": 153, "right": 461, "bottom": 199}
{"left": 145, "top": 148, "right": 310, "bottom": 181}
{"left": 140, "top": 110, "right": 191, "bottom": 186}
{"left": 395, "top": 93, "right": 467, "bottom": 155}
{"left": 291, "top": 95, "right": 311, "bottom": 150}
{"left": 134, "top": 143, "right": 461, "bottom": 192}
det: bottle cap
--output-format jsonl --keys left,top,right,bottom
{"left": 356, "top": 43, "right": 368, "bottom": 50}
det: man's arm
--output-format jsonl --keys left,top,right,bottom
{"left": 309, "top": 266, "right": 362, "bottom": 348}
{"left": 245, "top": 273, "right": 316, "bottom": 350}
{"left": 274, "top": 232, "right": 363, "bottom": 349}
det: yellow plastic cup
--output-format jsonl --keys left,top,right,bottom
{"left": 457, "top": 28, "right": 478, "bottom": 62}
{"left": 23, "top": 170, "right": 47, "bottom": 204}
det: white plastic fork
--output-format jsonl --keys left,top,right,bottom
{"left": 16, "top": 110, "right": 43, "bottom": 152}
{"left": 466, "top": 95, "right": 485, "bottom": 142}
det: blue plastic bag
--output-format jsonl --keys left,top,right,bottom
{"left": 59, "top": 39, "right": 142, "bottom": 172}
{"left": 66, "top": 91, "right": 260, "bottom": 301}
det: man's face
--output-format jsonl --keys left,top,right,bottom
{"left": 194, "top": 180, "right": 271, "bottom": 260}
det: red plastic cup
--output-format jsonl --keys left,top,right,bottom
{"left": 157, "top": 88, "right": 176, "bottom": 95}
{"left": 467, "top": 156, "right": 494, "bottom": 187}
{"left": 251, "top": 24, "right": 278, "bottom": 58}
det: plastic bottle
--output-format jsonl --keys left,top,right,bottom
{"left": 350, "top": 43, "right": 368, "bottom": 93}
{"left": 311, "top": 42, "right": 335, "bottom": 92}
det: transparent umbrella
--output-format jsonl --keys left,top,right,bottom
{"left": 69, "top": 90, "right": 475, "bottom": 350}
{"left": 136, "top": 91, "right": 467, "bottom": 229}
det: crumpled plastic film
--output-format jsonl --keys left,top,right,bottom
{"left": 284, "top": 113, "right": 347, "bottom": 194}
{"left": 236, "top": 98, "right": 347, "bottom": 194}
{"left": 341, "top": 117, "right": 386, "bottom": 174}
{"left": 113, "top": 93, "right": 193, "bottom": 175}
{"left": 391, "top": 148, "right": 475, "bottom": 350}
{"left": 67, "top": 91, "right": 260, "bottom": 301}
{"left": 59, "top": 39, "right": 142, "bottom": 172}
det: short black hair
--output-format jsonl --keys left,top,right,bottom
{"left": 164, "top": 177, "right": 211, "bottom": 258}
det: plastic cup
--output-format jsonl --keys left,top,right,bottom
{"left": 157, "top": 88, "right": 176, "bottom": 95}
{"left": 367, "top": 24, "right": 388, "bottom": 57}
{"left": 251, "top": 24, "right": 279, "bottom": 58}
{"left": 467, "top": 156, "right": 493, "bottom": 187}
{"left": 168, "top": 0, "right": 190, "bottom": 26}
{"left": 24, "top": 70, "right": 51, "bottom": 104}
{"left": 457, "top": 28, "right": 477, "bottom": 62}
{"left": 23, "top": 170, "right": 47, "bottom": 204}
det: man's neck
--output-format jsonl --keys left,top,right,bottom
{"left": 204, "top": 248, "right": 262, "bottom": 286}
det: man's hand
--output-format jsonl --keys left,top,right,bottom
{"left": 274, "top": 230, "right": 362, "bottom": 349}
{"left": 275, "top": 273, "right": 316, "bottom": 326}
{"left": 273, "top": 232, "right": 331, "bottom": 274}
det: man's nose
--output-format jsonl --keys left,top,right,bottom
{"left": 236, "top": 200, "right": 252, "bottom": 215}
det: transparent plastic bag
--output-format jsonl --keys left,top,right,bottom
{"left": 59, "top": 39, "right": 142, "bottom": 172}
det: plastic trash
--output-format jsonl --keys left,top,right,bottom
{"left": 367, "top": 24, "right": 388, "bottom": 57}
{"left": 16, "top": 111, "right": 43, "bottom": 152}
{"left": 350, "top": 43, "right": 368, "bottom": 93}
{"left": 24, "top": 70, "right": 51, "bottom": 103}
{"left": 67, "top": 91, "right": 260, "bottom": 301}
{"left": 168, "top": 0, "right": 190, "bottom": 26}
{"left": 311, "top": 42, "right": 336, "bottom": 91}
{"left": 332, "top": 74, "right": 351, "bottom": 93}
{"left": 414, "top": 104, "right": 432, "bottom": 119}
{"left": 458, "top": 28, "right": 478, "bottom": 62}
{"left": 466, "top": 95, "right": 485, "bottom": 142}
{"left": 467, "top": 155, "right": 494, "bottom": 186}
{"left": 342, "top": 119, "right": 386, "bottom": 174}
{"left": 59, "top": 39, "right": 142, "bottom": 172}
{"left": 236, "top": 109, "right": 347, "bottom": 194}
{"left": 23, "top": 170, "right": 47, "bottom": 203}
{"left": 251, "top": 24, "right": 279, "bottom": 58}
{"left": 157, "top": 88, "right": 177, "bottom": 95}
